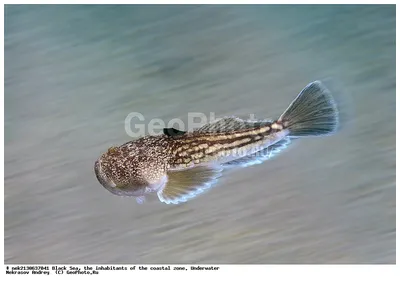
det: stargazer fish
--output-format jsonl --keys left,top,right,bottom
{"left": 94, "top": 81, "right": 339, "bottom": 204}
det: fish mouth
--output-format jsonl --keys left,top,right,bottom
{"left": 94, "top": 159, "right": 117, "bottom": 190}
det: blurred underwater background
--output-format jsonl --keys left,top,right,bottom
{"left": 4, "top": 5, "right": 395, "bottom": 263}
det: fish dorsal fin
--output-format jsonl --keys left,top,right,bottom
{"left": 157, "top": 166, "right": 223, "bottom": 204}
{"left": 196, "top": 117, "right": 270, "bottom": 133}
{"left": 163, "top": 127, "right": 186, "bottom": 137}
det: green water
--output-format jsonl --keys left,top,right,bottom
{"left": 4, "top": 5, "right": 395, "bottom": 263}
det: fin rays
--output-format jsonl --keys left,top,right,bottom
{"left": 196, "top": 117, "right": 271, "bottom": 133}
{"left": 157, "top": 166, "right": 223, "bottom": 204}
{"left": 223, "top": 137, "right": 291, "bottom": 168}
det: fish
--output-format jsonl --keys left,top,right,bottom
{"left": 94, "top": 81, "right": 339, "bottom": 205}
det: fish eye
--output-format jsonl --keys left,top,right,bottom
{"left": 108, "top": 146, "right": 118, "bottom": 154}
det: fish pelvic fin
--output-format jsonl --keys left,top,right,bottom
{"left": 136, "top": 196, "right": 146, "bottom": 204}
{"left": 279, "top": 81, "right": 339, "bottom": 137}
{"left": 157, "top": 166, "right": 223, "bottom": 205}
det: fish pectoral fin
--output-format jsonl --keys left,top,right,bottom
{"left": 157, "top": 166, "right": 223, "bottom": 205}
{"left": 223, "top": 137, "right": 292, "bottom": 168}
{"left": 163, "top": 127, "right": 186, "bottom": 137}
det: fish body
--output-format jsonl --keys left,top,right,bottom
{"left": 95, "top": 81, "right": 339, "bottom": 204}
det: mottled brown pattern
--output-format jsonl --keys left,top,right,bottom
{"left": 5, "top": 5, "right": 395, "bottom": 264}
{"left": 95, "top": 121, "right": 287, "bottom": 195}
{"left": 97, "top": 135, "right": 172, "bottom": 187}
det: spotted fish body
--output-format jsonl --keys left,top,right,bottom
{"left": 167, "top": 119, "right": 288, "bottom": 169}
{"left": 95, "top": 81, "right": 339, "bottom": 204}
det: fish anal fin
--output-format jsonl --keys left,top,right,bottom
{"left": 223, "top": 137, "right": 292, "bottom": 168}
{"left": 157, "top": 166, "right": 223, "bottom": 204}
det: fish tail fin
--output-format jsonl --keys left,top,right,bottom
{"left": 278, "top": 81, "right": 339, "bottom": 137}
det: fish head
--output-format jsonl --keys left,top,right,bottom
{"left": 94, "top": 145, "right": 166, "bottom": 198}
